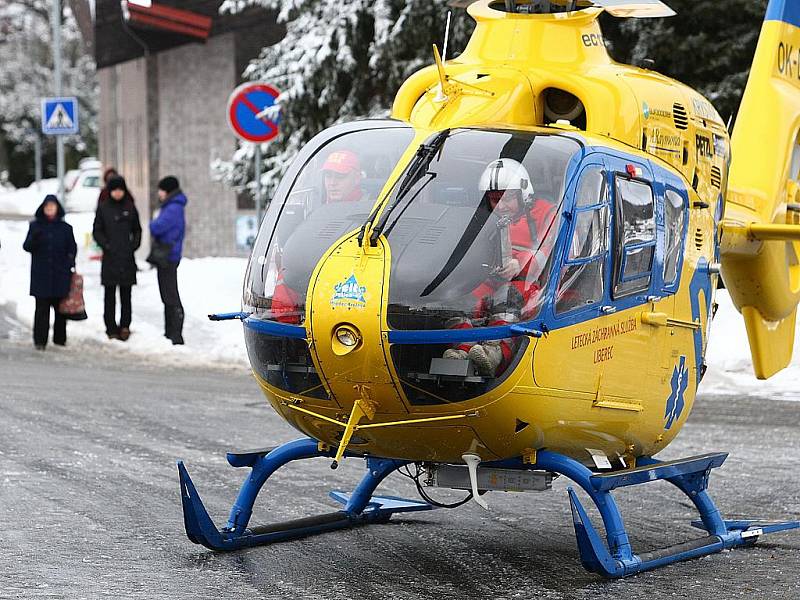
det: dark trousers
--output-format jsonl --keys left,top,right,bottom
{"left": 157, "top": 262, "right": 184, "bottom": 342}
{"left": 33, "top": 297, "right": 66, "bottom": 347}
{"left": 103, "top": 285, "right": 132, "bottom": 335}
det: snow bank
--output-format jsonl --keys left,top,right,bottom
{"left": 0, "top": 179, "right": 60, "bottom": 216}
{"left": 0, "top": 216, "right": 249, "bottom": 370}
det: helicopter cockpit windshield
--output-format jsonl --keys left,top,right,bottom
{"left": 243, "top": 120, "right": 415, "bottom": 324}
{"left": 383, "top": 129, "right": 581, "bottom": 331}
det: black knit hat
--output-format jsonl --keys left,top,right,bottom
{"left": 107, "top": 176, "right": 127, "bottom": 192}
{"left": 158, "top": 176, "right": 180, "bottom": 194}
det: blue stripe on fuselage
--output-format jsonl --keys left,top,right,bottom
{"left": 689, "top": 259, "right": 712, "bottom": 389}
{"left": 766, "top": 0, "right": 800, "bottom": 29}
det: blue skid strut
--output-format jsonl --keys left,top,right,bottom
{"left": 178, "top": 438, "right": 433, "bottom": 551}
{"left": 529, "top": 451, "right": 800, "bottom": 578}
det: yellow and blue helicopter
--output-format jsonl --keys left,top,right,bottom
{"left": 179, "top": 0, "right": 800, "bottom": 578}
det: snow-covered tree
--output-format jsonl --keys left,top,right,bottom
{"left": 0, "top": 0, "right": 97, "bottom": 182}
{"left": 216, "top": 0, "right": 474, "bottom": 200}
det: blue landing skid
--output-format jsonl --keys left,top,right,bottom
{"left": 178, "top": 439, "right": 798, "bottom": 576}
{"left": 178, "top": 438, "right": 433, "bottom": 551}
{"left": 527, "top": 451, "right": 800, "bottom": 578}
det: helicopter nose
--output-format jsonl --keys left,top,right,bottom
{"left": 307, "top": 234, "right": 408, "bottom": 414}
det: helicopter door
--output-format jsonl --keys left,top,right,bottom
{"left": 534, "top": 159, "right": 665, "bottom": 409}
{"left": 533, "top": 160, "right": 615, "bottom": 396}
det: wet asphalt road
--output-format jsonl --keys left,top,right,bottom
{"left": 0, "top": 332, "right": 799, "bottom": 599}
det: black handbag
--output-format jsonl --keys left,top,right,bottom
{"left": 146, "top": 240, "right": 172, "bottom": 268}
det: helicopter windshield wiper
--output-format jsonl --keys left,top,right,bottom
{"left": 364, "top": 129, "right": 450, "bottom": 246}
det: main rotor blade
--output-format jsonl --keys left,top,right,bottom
{"left": 594, "top": 0, "right": 675, "bottom": 18}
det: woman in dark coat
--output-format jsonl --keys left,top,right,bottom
{"left": 92, "top": 176, "right": 142, "bottom": 341}
{"left": 23, "top": 195, "right": 78, "bottom": 350}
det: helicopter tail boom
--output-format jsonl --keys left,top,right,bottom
{"left": 721, "top": 0, "right": 800, "bottom": 379}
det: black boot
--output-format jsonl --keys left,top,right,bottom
{"left": 169, "top": 306, "right": 185, "bottom": 345}
{"left": 163, "top": 306, "right": 172, "bottom": 339}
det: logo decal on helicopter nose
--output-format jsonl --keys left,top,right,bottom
{"left": 331, "top": 274, "right": 367, "bottom": 309}
{"left": 664, "top": 356, "right": 689, "bottom": 430}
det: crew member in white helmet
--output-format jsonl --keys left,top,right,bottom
{"left": 443, "top": 158, "right": 557, "bottom": 376}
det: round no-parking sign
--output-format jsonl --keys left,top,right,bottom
{"left": 226, "top": 83, "right": 281, "bottom": 143}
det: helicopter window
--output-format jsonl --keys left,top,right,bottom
{"left": 568, "top": 206, "right": 608, "bottom": 261}
{"left": 790, "top": 131, "right": 800, "bottom": 181}
{"left": 556, "top": 168, "right": 609, "bottom": 314}
{"left": 384, "top": 129, "right": 580, "bottom": 332}
{"left": 242, "top": 123, "right": 415, "bottom": 324}
{"left": 663, "top": 189, "right": 686, "bottom": 286}
{"left": 575, "top": 167, "right": 604, "bottom": 208}
{"left": 383, "top": 129, "right": 579, "bottom": 402}
{"left": 614, "top": 176, "right": 656, "bottom": 297}
{"left": 244, "top": 329, "right": 331, "bottom": 401}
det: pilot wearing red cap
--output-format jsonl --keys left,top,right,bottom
{"left": 322, "top": 150, "right": 363, "bottom": 203}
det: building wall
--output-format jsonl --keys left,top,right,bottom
{"left": 157, "top": 33, "right": 238, "bottom": 257}
{"left": 98, "top": 58, "right": 151, "bottom": 260}
{"left": 96, "top": 5, "right": 285, "bottom": 258}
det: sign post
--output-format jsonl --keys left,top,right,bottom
{"left": 51, "top": 0, "right": 64, "bottom": 202}
{"left": 226, "top": 83, "right": 281, "bottom": 225}
{"left": 254, "top": 144, "right": 262, "bottom": 226}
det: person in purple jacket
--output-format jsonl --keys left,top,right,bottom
{"left": 150, "top": 176, "right": 186, "bottom": 345}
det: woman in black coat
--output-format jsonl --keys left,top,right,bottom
{"left": 23, "top": 195, "right": 78, "bottom": 350}
{"left": 92, "top": 176, "right": 142, "bottom": 341}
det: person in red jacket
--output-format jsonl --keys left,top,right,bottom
{"left": 322, "top": 150, "right": 363, "bottom": 203}
{"left": 267, "top": 150, "right": 365, "bottom": 323}
{"left": 444, "top": 158, "right": 557, "bottom": 376}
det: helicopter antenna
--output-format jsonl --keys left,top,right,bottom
{"left": 433, "top": 44, "right": 449, "bottom": 102}
{"left": 442, "top": 10, "right": 452, "bottom": 63}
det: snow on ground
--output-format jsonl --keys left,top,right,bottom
{"left": 3, "top": 212, "right": 800, "bottom": 395}
{"left": 0, "top": 179, "right": 59, "bottom": 216}
{"left": 1, "top": 215, "right": 249, "bottom": 369}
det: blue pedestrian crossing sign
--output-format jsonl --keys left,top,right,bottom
{"left": 41, "top": 97, "right": 79, "bottom": 135}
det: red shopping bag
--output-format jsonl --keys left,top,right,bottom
{"left": 58, "top": 272, "right": 88, "bottom": 321}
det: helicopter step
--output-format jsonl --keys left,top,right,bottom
{"left": 177, "top": 438, "right": 434, "bottom": 551}
{"left": 527, "top": 451, "right": 800, "bottom": 578}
